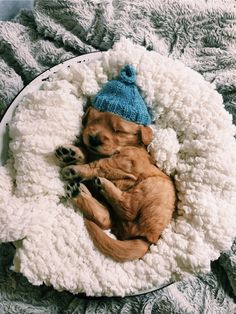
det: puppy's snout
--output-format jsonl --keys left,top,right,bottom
{"left": 89, "top": 134, "right": 102, "bottom": 147}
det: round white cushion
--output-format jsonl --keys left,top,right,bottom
{"left": 0, "top": 38, "right": 236, "bottom": 297}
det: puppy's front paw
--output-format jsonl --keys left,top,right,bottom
{"left": 61, "top": 166, "right": 79, "bottom": 180}
{"left": 61, "top": 164, "right": 93, "bottom": 181}
{"left": 55, "top": 145, "right": 86, "bottom": 164}
{"left": 55, "top": 146, "right": 77, "bottom": 164}
{"left": 66, "top": 181, "right": 80, "bottom": 198}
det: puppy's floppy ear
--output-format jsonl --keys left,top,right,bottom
{"left": 139, "top": 126, "right": 153, "bottom": 146}
{"left": 82, "top": 107, "right": 91, "bottom": 126}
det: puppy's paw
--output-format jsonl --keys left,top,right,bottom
{"left": 66, "top": 181, "right": 80, "bottom": 198}
{"left": 66, "top": 181, "right": 92, "bottom": 199}
{"left": 93, "top": 176, "right": 102, "bottom": 189}
{"left": 61, "top": 166, "right": 79, "bottom": 180}
{"left": 55, "top": 145, "right": 86, "bottom": 164}
{"left": 93, "top": 177, "right": 106, "bottom": 194}
{"left": 55, "top": 146, "right": 77, "bottom": 164}
{"left": 92, "top": 177, "right": 121, "bottom": 203}
{"left": 79, "top": 183, "right": 92, "bottom": 196}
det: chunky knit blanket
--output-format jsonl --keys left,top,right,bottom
{"left": 0, "top": 0, "right": 236, "bottom": 313}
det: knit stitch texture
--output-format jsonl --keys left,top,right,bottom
{"left": 93, "top": 64, "right": 152, "bottom": 125}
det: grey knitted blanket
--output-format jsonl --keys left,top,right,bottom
{"left": 0, "top": 0, "right": 236, "bottom": 313}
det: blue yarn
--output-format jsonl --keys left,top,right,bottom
{"left": 92, "top": 64, "right": 151, "bottom": 126}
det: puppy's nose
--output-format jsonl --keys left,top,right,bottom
{"left": 89, "top": 134, "right": 102, "bottom": 147}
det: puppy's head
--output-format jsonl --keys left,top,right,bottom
{"left": 82, "top": 107, "right": 153, "bottom": 156}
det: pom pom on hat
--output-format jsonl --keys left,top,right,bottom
{"left": 92, "top": 64, "right": 151, "bottom": 125}
{"left": 119, "top": 64, "right": 136, "bottom": 84}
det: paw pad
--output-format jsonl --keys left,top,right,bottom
{"left": 93, "top": 177, "right": 102, "bottom": 188}
{"left": 55, "top": 146, "right": 76, "bottom": 164}
{"left": 61, "top": 167, "right": 76, "bottom": 179}
{"left": 66, "top": 181, "right": 80, "bottom": 198}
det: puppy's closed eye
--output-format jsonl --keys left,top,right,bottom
{"left": 112, "top": 121, "right": 139, "bottom": 135}
{"left": 114, "top": 128, "right": 130, "bottom": 134}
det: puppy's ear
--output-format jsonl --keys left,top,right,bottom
{"left": 82, "top": 107, "right": 91, "bottom": 126}
{"left": 139, "top": 126, "right": 153, "bottom": 146}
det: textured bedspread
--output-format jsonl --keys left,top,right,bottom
{"left": 0, "top": 0, "right": 236, "bottom": 313}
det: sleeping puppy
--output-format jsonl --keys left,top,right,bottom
{"left": 55, "top": 107, "right": 176, "bottom": 262}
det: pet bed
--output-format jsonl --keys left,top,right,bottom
{"left": 0, "top": 38, "right": 236, "bottom": 297}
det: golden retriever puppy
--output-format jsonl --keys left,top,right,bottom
{"left": 55, "top": 107, "right": 176, "bottom": 262}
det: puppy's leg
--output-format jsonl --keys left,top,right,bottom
{"left": 55, "top": 145, "right": 87, "bottom": 165}
{"left": 113, "top": 221, "right": 140, "bottom": 240}
{"left": 138, "top": 204, "right": 174, "bottom": 244}
{"left": 94, "top": 177, "right": 139, "bottom": 221}
{"left": 61, "top": 158, "right": 136, "bottom": 181}
{"left": 61, "top": 164, "right": 96, "bottom": 181}
{"left": 66, "top": 181, "right": 111, "bottom": 229}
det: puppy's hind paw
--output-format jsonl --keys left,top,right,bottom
{"left": 93, "top": 177, "right": 107, "bottom": 194}
{"left": 66, "top": 181, "right": 80, "bottom": 198}
{"left": 93, "top": 177, "right": 102, "bottom": 189}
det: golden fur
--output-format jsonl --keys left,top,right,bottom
{"left": 56, "top": 107, "right": 176, "bottom": 262}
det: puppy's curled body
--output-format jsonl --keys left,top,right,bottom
{"left": 57, "top": 108, "right": 176, "bottom": 262}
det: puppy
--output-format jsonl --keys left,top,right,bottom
{"left": 55, "top": 107, "right": 176, "bottom": 262}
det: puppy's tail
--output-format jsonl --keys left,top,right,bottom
{"left": 84, "top": 219, "right": 149, "bottom": 262}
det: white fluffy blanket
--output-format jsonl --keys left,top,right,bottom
{"left": 1, "top": 38, "right": 236, "bottom": 297}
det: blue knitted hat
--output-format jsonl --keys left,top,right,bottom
{"left": 92, "top": 64, "right": 151, "bottom": 125}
